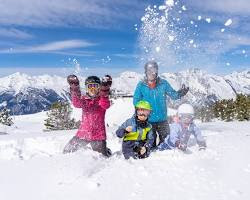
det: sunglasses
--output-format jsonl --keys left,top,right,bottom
{"left": 87, "top": 83, "right": 100, "bottom": 89}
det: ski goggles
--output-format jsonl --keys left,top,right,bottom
{"left": 179, "top": 114, "right": 194, "bottom": 123}
{"left": 86, "top": 83, "right": 100, "bottom": 89}
{"left": 136, "top": 109, "right": 151, "bottom": 117}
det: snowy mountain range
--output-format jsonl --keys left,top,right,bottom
{"left": 0, "top": 69, "right": 249, "bottom": 115}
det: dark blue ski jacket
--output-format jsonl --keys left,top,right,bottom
{"left": 116, "top": 115, "right": 154, "bottom": 159}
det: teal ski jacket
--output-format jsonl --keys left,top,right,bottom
{"left": 133, "top": 77, "right": 180, "bottom": 123}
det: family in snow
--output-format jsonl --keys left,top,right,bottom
{"left": 63, "top": 61, "right": 207, "bottom": 159}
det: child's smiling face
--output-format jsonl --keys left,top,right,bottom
{"left": 137, "top": 108, "right": 150, "bottom": 121}
{"left": 86, "top": 83, "right": 100, "bottom": 97}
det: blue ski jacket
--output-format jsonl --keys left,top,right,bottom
{"left": 158, "top": 122, "right": 206, "bottom": 150}
{"left": 116, "top": 115, "right": 155, "bottom": 159}
{"left": 133, "top": 77, "right": 180, "bottom": 123}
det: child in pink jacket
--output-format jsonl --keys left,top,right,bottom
{"left": 63, "top": 75, "right": 112, "bottom": 157}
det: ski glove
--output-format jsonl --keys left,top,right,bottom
{"left": 100, "top": 75, "right": 112, "bottom": 97}
{"left": 178, "top": 84, "right": 189, "bottom": 97}
{"left": 101, "top": 75, "right": 112, "bottom": 87}
{"left": 67, "top": 75, "right": 80, "bottom": 96}
{"left": 134, "top": 145, "right": 149, "bottom": 159}
{"left": 198, "top": 141, "right": 207, "bottom": 151}
{"left": 175, "top": 140, "right": 187, "bottom": 151}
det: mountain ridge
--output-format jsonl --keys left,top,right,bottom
{"left": 0, "top": 69, "right": 249, "bottom": 115}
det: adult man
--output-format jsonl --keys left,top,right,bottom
{"left": 133, "top": 61, "right": 189, "bottom": 147}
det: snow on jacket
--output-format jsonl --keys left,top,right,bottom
{"left": 158, "top": 122, "right": 206, "bottom": 150}
{"left": 116, "top": 115, "right": 154, "bottom": 158}
{"left": 133, "top": 77, "right": 180, "bottom": 123}
{"left": 71, "top": 93, "right": 110, "bottom": 141}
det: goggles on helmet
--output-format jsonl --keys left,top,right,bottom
{"left": 86, "top": 83, "right": 100, "bottom": 89}
{"left": 179, "top": 113, "right": 194, "bottom": 124}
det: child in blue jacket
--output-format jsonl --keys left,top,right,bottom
{"left": 158, "top": 104, "right": 206, "bottom": 151}
{"left": 116, "top": 101, "right": 155, "bottom": 159}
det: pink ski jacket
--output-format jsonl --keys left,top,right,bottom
{"left": 72, "top": 93, "right": 110, "bottom": 141}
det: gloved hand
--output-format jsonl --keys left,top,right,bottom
{"left": 67, "top": 75, "right": 79, "bottom": 88}
{"left": 101, "top": 75, "right": 112, "bottom": 87}
{"left": 139, "top": 146, "right": 147, "bottom": 155}
{"left": 175, "top": 140, "right": 187, "bottom": 151}
{"left": 178, "top": 84, "right": 189, "bottom": 97}
{"left": 67, "top": 74, "right": 80, "bottom": 96}
{"left": 100, "top": 75, "right": 112, "bottom": 97}
{"left": 198, "top": 141, "right": 207, "bottom": 151}
{"left": 125, "top": 126, "right": 133, "bottom": 132}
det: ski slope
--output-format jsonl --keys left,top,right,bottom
{"left": 0, "top": 98, "right": 250, "bottom": 200}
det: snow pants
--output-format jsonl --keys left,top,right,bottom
{"left": 150, "top": 120, "right": 170, "bottom": 147}
{"left": 63, "top": 136, "right": 111, "bottom": 157}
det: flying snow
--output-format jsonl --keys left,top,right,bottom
{"left": 205, "top": 18, "right": 211, "bottom": 23}
{"left": 224, "top": 19, "right": 233, "bottom": 26}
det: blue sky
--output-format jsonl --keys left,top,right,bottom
{"left": 0, "top": 0, "right": 249, "bottom": 77}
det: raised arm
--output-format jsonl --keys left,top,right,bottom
{"left": 164, "top": 80, "right": 181, "bottom": 100}
{"left": 164, "top": 80, "right": 189, "bottom": 100}
{"left": 67, "top": 74, "right": 83, "bottom": 108}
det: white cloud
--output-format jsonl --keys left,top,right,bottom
{"left": 197, "top": 32, "right": 250, "bottom": 57}
{"left": 0, "top": 0, "right": 147, "bottom": 28}
{"left": 113, "top": 53, "right": 138, "bottom": 59}
{"left": 0, "top": 28, "right": 33, "bottom": 39}
{"left": 0, "top": 40, "right": 97, "bottom": 54}
{"left": 189, "top": 0, "right": 250, "bottom": 15}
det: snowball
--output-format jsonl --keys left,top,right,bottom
{"left": 190, "top": 40, "right": 194, "bottom": 44}
{"left": 168, "top": 35, "right": 175, "bottom": 41}
{"left": 159, "top": 5, "right": 167, "bottom": 10}
{"left": 242, "top": 50, "right": 246, "bottom": 54}
{"left": 221, "top": 28, "right": 225, "bottom": 32}
{"left": 182, "top": 5, "right": 187, "bottom": 11}
{"left": 206, "top": 18, "right": 211, "bottom": 23}
{"left": 156, "top": 47, "right": 161, "bottom": 52}
{"left": 166, "top": 0, "right": 174, "bottom": 7}
{"left": 198, "top": 16, "right": 202, "bottom": 20}
{"left": 224, "top": 19, "right": 232, "bottom": 26}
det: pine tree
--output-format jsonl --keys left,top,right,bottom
{"left": 44, "top": 101, "right": 80, "bottom": 131}
{"left": 195, "top": 105, "right": 214, "bottom": 122}
{"left": 0, "top": 108, "right": 14, "bottom": 126}
{"left": 235, "top": 94, "right": 250, "bottom": 121}
{"left": 224, "top": 99, "right": 235, "bottom": 122}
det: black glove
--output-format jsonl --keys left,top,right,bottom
{"left": 198, "top": 141, "right": 207, "bottom": 151}
{"left": 67, "top": 74, "right": 79, "bottom": 87}
{"left": 100, "top": 75, "right": 112, "bottom": 97}
{"left": 175, "top": 140, "right": 187, "bottom": 151}
{"left": 133, "top": 144, "right": 149, "bottom": 159}
{"left": 101, "top": 75, "right": 112, "bottom": 87}
{"left": 67, "top": 75, "right": 80, "bottom": 96}
{"left": 178, "top": 84, "right": 189, "bottom": 97}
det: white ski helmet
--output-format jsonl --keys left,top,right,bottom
{"left": 177, "top": 104, "right": 194, "bottom": 115}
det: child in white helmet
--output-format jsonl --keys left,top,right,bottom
{"left": 158, "top": 103, "right": 206, "bottom": 151}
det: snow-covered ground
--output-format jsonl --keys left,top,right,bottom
{"left": 0, "top": 98, "right": 250, "bottom": 200}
